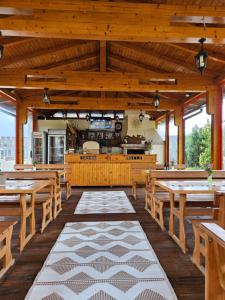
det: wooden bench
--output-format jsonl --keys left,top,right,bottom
{"left": 14, "top": 164, "right": 72, "bottom": 200}
{"left": 145, "top": 170, "right": 217, "bottom": 231}
{"left": 0, "top": 221, "right": 17, "bottom": 278}
{"left": 131, "top": 163, "right": 154, "bottom": 200}
{"left": 200, "top": 223, "right": 225, "bottom": 300}
{"left": 191, "top": 185, "right": 225, "bottom": 274}
{"left": 4, "top": 171, "right": 61, "bottom": 228}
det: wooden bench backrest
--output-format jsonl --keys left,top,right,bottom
{"left": 14, "top": 164, "right": 72, "bottom": 181}
{"left": 147, "top": 170, "right": 225, "bottom": 193}
{"left": 131, "top": 163, "right": 155, "bottom": 183}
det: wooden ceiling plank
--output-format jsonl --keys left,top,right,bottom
{"left": 100, "top": 41, "right": 107, "bottom": 98}
{"left": 38, "top": 51, "right": 99, "bottom": 70}
{"left": 0, "top": 40, "right": 94, "bottom": 67}
{"left": 115, "top": 42, "right": 197, "bottom": 73}
{"left": 168, "top": 43, "right": 225, "bottom": 65}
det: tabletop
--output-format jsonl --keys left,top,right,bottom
{"left": 0, "top": 180, "right": 50, "bottom": 194}
{"left": 155, "top": 180, "right": 225, "bottom": 194}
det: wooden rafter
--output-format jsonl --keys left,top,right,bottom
{"left": 100, "top": 41, "right": 107, "bottom": 98}
{"left": 0, "top": 69, "right": 214, "bottom": 92}
{"left": 1, "top": 1, "right": 225, "bottom": 43}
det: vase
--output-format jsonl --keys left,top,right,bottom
{"left": 207, "top": 174, "right": 213, "bottom": 187}
{"left": 0, "top": 173, "right": 6, "bottom": 185}
{"left": 33, "top": 166, "right": 37, "bottom": 171}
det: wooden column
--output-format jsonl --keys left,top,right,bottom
{"left": 16, "top": 101, "right": 27, "bottom": 164}
{"left": 32, "top": 110, "right": 38, "bottom": 132}
{"left": 207, "top": 86, "right": 223, "bottom": 170}
{"left": 175, "top": 106, "right": 185, "bottom": 164}
{"left": 165, "top": 112, "right": 170, "bottom": 164}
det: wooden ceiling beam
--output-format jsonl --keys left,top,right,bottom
{"left": 0, "top": 69, "right": 214, "bottom": 93}
{"left": 0, "top": 37, "right": 36, "bottom": 47}
{"left": 100, "top": 41, "right": 107, "bottom": 98}
{"left": 1, "top": 1, "right": 225, "bottom": 17}
{"left": 22, "top": 96, "right": 178, "bottom": 111}
{"left": 1, "top": 1, "right": 225, "bottom": 43}
{"left": 0, "top": 40, "right": 93, "bottom": 67}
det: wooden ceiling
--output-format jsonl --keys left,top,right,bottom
{"left": 0, "top": 0, "right": 224, "bottom": 118}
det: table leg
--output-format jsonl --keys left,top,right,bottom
{"left": 218, "top": 194, "right": 225, "bottom": 228}
{"left": 169, "top": 192, "right": 175, "bottom": 236}
{"left": 30, "top": 192, "right": 36, "bottom": 236}
{"left": 179, "top": 194, "right": 187, "bottom": 253}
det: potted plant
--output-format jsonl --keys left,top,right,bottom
{"left": 170, "top": 160, "right": 175, "bottom": 170}
{"left": 32, "top": 160, "right": 38, "bottom": 170}
{"left": 145, "top": 140, "right": 152, "bottom": 155}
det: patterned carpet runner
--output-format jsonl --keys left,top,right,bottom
{"left": 74, "top": 191, "right": 135, "bottom": 214}
{"left": 25, "top": 221, "right": 177, "bottom": 300}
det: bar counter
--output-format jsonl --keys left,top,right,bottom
{"left": 65, "top": 154, "right": 156, "bottom": 186}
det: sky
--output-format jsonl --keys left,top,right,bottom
{"left": 0, "top": 110, "right": 16, "bottom": 137}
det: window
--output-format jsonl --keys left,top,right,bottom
{"left": 185, "top": 106, "right": 211, "bottom": 169}
{"left": 169, "top": 115, "right": 178, "bottom": 164}
{"left": 156, "top": 119, "right": 166, "bottom": 141}
{"left": 23, "top": 111, "right": 33, "bottom": 164}
{"left": 0, "top": 109, "right": 16, "bottom": 170}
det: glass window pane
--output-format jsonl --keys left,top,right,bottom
{"left": 23, "top": 111, "right": 33, "bottom": 164}
{"left": 169, "top": 115, "right": 178, "bottom": 164}
{"left": 0, "top": 110, "right": 16, "bottom": 170}
{"left": 185, "top": 106, "right": 211, "bottom": 169}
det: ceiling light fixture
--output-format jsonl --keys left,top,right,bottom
{"left": 86, "top": 113, "right": 90, "bottom": 122}
{"left": 153, "top": 90, "right": 160, "bottom": 108}
{"left": 43, "top": 87, "right": 50, "bottom": 104}
{"left": 115, "top": 114, "right": 119, "bottom": 122}
{"left": 0, "top": 44, "right": 3, "bottom": 60}
{"left": 139, "top": 110, "right": 144, "bottom": 122}
{"left": 195, "top": 38, "right": 208, "bottom": 75}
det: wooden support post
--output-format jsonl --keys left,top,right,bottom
{"left": 16, "top": 101, "right": 27, "bottom": 164}
{"left": 207, "top": 86, "right": 223, "bottom": 170}
{"left": 165, "top": 112, "right": 170, "bottom": 164}
{"left": 175, "top": 106, "right": 185, "bottom": 165}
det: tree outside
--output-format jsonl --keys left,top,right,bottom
{"left": 185, "top": 119, "right": 211, "bottom": 168}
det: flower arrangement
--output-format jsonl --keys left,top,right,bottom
{"left": 204, "top": 163, "right": 213, "bottom": 185}
{"left": 32, "top": 160, "right": 38, "bottom": 170}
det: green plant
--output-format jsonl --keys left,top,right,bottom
{"left": 32, "top": 160, "right": 38, "bottom": 167}
{"left": 204, "top": 163, "right": 213, "bottom": 177}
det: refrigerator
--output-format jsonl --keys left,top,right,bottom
{"left": 32, "top": 131, "right": 48, "bottom": 164}
{"left": 48, "top": 129, "right": 66, "bottom": 164}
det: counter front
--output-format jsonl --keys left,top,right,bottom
{"left": 65, "top": 154, "right": 156, "bottom": 186}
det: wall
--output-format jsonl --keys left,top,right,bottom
{"left": 125, "top": 110, "right": 155, "bottom": 140}
{"left": 37, "top": 119, "right": 89, "bottom": 132}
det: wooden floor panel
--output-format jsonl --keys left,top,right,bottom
{"left": 0, "top": 187, "right": 204, "bottom": 300}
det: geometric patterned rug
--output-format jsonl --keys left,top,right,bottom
{"left": 25, "top": 221, "right": 177, "bottom": 299}
{"left": 74, "top": 191, "right": 135, "bottom": 214}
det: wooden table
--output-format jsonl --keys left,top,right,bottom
{"left": 0, "top": 180, "right": 50, "bottom": 251}
{"left": 155, "top": 180, "right": 225, "bottom": 253}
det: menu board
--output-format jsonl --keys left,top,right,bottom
{"left": 89, "top": 119, "right": 114, "bottom": 130}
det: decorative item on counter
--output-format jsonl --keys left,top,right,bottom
{"left": 0, "top": 169, "right": 6, "bottom": 185}
{"left": 204, "top": 163, "right": 213, "bottom": 186}
{"left": 145, "top": 140, "right": 152, "bottom": 154}
{"left": 32, "top": 160, "right": 38, "bottom": 170}
{"left": 139, "top": 110, "right": 145, "bottom": 122}
{"left": 164, "top": 162, "right": 169, "bottom": 170}
{"left": 171, "top": 160, "right": 175, "bottom": 170}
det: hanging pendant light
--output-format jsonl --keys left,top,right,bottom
{"left": 139, "top": 110, "right": 144, "bottom": 122}
{"left": 153, "top": 90, "right": 160, "bottom": 108}
{"left": 195, "top": 38, "right": 208, "bottom": 75}
{"left": 0, "top": 45, "right": 3, "bottom": 60}
{"left": 115, "top": 114, "right": 119, "bottom": 122}
{"left": 86, "top": 113, "right": 91, "bottom": 122}
{"left": 43, "top": 87, "right": 50, "bottom": 104}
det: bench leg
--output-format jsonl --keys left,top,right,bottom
{"left": 0, "top": 225, "right": 14, "bottom": 279}
{"left": 53, "top": 193, "right": 62, "bottom": 219}
{"left": 192, "top": 225, "right": 206, "bottom": 274}
{"left": 66, "top": 182, "right": 72, "bottom": 200}
{"left": 132, "top": 183, "right": 137, "bottom": 200}
{"left": 41, "top": 199, "right": 53, "bottom": 233}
